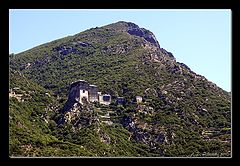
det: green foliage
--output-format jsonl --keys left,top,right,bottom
{"left": 9, "top": 21, "right": 231, "bottom": 157}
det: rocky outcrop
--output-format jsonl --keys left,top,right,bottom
{"left": 127, "top": 28, "right": 160, "bottom": 48}
{"left": 101, "top": 43, "right": 133, "bottom": 55}
{"left": 52, "top": 41, "right": 95, "bottom": 58}
{"left": 123, "top": 22, "right": 160, "bottom": 48}
{"left": 58, "top": 101, "right": 99, "bottom": 128}
{"left": 177, "top": 62, "right": 191, "bottom": 71}
{"left": 160, "top": 48, "right": 174, "bottom": 59}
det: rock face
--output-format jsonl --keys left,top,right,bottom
{"left": 125, "top": 22, "right": 160, "bottom": 48}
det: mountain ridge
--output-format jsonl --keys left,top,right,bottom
{"left": 9, "top": 21, "right": 231, "bottom": 157}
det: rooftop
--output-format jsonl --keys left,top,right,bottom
{"left": 71, "top": 79, "right": 87, "bottom": 84}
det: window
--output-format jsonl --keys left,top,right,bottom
{"left": 103, "top": 95, "right": 110, "bottom": 101}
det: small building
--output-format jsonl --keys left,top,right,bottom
{"left": 69, "top": 80, "right": 89, "bottom": 104}
{"left": 136, "top": 96, "right": 142, "bottom": 103}
{"left": 68, "top": 80, "right": 98, "bottom": 104}
{"left": 99, "top": 94, "right": 111, "bottom": 105}
{"left": 67, "top": 80, "right": 111, "bottom": 105}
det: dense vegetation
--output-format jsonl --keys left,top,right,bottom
{"left": 9, "top": 21, "right": 231, "bottom": 157}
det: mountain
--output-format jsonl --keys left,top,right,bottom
{"left": 9, "top": 21, "right": 231, "bottom": 157}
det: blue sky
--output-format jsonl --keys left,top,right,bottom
{"left": 9, "top": 9, "right": 231, "bottom": 92}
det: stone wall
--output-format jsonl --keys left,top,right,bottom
{"left": 79, "top": 89, "right": 89, "bottom": 104}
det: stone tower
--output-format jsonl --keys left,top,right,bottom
{"left": 89, "top": 84, "right": 98, "bottom": 102}
{"left": 69, "top": 80, "right": 90, "bottom": 104}
{"left": 68, "top": 80, "right": 100, "bottom": 105}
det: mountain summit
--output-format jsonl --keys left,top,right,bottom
{"left": 9, "top": 21, "right": 231, "bottom": 157}
{"left": 105, "top": 21, "right": 161, "bottom": 48}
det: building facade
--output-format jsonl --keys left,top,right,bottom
{"left": 68, "top": 80, "right": 111, "bottom": 105}
{"left": 69, "top": 80, "right": 97, "bottom": 104}
{"left": 99, "top": 94, "right": 111, "bottom": 105}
